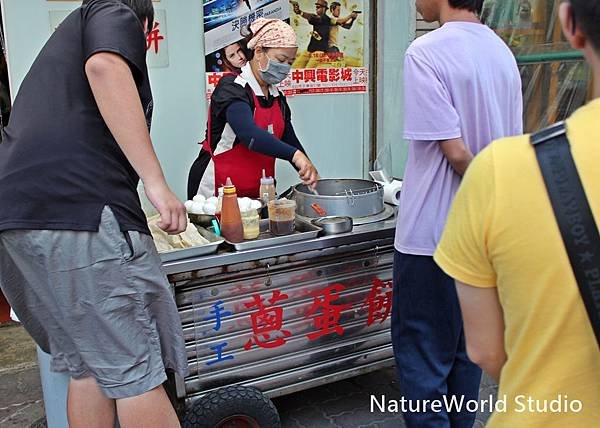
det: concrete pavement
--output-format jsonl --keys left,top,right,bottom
{"left": 276, "top": 368, "right": 497, "bottom": 427}
{"left": 0, "top": 324, "right": 45, "bottom": 428}
{"left": 0, "top": 324, "right": 496, "bottom": 428}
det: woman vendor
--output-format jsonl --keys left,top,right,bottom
{"left": 188, "top": 18, "right": 319, "bottom": 199}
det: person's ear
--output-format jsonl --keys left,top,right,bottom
{"left": 559, "top": 2, "right": 586, "bottom": 50}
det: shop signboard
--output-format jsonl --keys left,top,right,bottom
{"left": 146, "top": 9, "right": 169, "bottom": 68}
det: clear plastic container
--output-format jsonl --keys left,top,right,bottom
{"left": 259, "top": 169, "right": 276, "bottom": 205}
{"left": 241, "top": 210, "right": 260, "bottom": 240}
{"left": 268, "top": 199, "right": 296, "bottom": 236}
{"left": 215, "top": 187, "right": 224, "bottom": 222}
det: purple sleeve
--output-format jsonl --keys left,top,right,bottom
{"left": 403, "top": 53, "right": 462, "bottom": 141}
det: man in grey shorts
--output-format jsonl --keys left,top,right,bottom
{"left": 0, "top": 0, "right": 188, "bottom": 426}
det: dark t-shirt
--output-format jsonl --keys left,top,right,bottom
{"left": 307, "top": 14, "right": 332, "bottom": 52}
{"left": 0, "top": 0, "right": 152, "bottom": 234}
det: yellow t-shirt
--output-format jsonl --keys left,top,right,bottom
{"left": 434, "top": 98, "right": 600, "bottom": 427}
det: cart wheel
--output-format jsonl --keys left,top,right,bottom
{"left": 182, "top": 385, "right": 280, "bottom": 428}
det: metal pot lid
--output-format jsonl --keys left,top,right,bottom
{"left": 294, "top": 179, "right": 383, "bottom": 198}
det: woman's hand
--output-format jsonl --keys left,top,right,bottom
{"left": 292, "top": 150, "right": 319, "bottom": 189}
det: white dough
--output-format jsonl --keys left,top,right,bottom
{"left": 193, "top": 194, "right": 206, "bottom": 204}
{"left": 184, "top": 200, "right": 194, "bottom": 212}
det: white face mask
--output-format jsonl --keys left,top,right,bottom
{"left": 259, "top": 53, "right": 291, "bottom": 85}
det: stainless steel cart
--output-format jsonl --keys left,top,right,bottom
{"left": 163, "top": 215, "right": 397, "bottom": 427}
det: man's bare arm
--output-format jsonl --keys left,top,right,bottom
{"left": 85, "top": 52, "right": 186, "bottom": 234}
{"left": 334, "top": 12, "right": 358, "bottom": 25}
{"left": 292, "top": 2, "right": 317, "bottom": 21}
{"left": 439, "top": 137, "right": 474, "bottom": 176}
{"left": 455, "top": 281, "right": 507, "bottom": 382}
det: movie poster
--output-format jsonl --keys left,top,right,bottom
{"left": 284, "top": 0, "right": 367, "bottom": 95}
{"left": 203, "top": 0, "right": 368, "bottom": 98}
{"left": 203, "top": 0, "right": 290, "bottom": 98}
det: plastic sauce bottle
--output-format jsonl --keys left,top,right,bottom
{"left": 215, "top": 187, "right": 224, "bottom": 222}
{"left": 259, "top": 169, "right": 276, "bottom": 206}
{"left": 220, "top": 178, "right": 244, "bottom": 243}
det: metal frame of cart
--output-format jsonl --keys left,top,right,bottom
{"left": 163, "top": 217, "right": 397, "bottom": 427}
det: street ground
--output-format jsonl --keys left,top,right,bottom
{"left": 0, "top": 324, "right": 45, "bottom": 428}
{"left": 0, "top": 324, "right": 496, "bottom": 428}
{"left": 276, "top": 368, "right": 497, "bottom": 427}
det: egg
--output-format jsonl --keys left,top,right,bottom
{"left": 204, "top": 204, "right": 217, "bottom": 215}
{"left": 190, "top": 202, "right": 205, "bottom": 214}
{"left": 193, "top": 194, "right": 206, "bottom": 204}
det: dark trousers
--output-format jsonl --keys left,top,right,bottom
{"left": 391, "top": 251, "right": 482, "bottom": 428}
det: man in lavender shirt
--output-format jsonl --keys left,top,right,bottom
{"left": 392, "top": 0, "right": 522, "bottom": 426}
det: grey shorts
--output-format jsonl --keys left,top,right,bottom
{"left": 0, "top": 207, "right": 188, "bottom": 399}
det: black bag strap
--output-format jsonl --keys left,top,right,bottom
{"left": 531, "top": 122, "right": 600, "bottom": 349}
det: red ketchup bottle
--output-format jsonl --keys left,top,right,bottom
{"left": 219, "top": 178, "right": 244, "bottom": 243}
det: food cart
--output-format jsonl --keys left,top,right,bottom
{"left": 159, "top": 181, "right": 397, "bottom": 427}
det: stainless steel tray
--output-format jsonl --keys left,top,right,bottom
{"left": 220, "top": 218, "right": 322, "bottom": 251}
{"left": 159, "top": 227, "right": 224, "bottom": 262}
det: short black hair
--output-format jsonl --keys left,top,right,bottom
{"left": 448, "top": 0, "right": 484, "bottom": 14}
{"left": 82, "top": 0, "right": 154, "bottom": 31}
{"left": 330, "top": 2, "right": 341, "bottom": 11}
{"left": 570, "top": 0, "right": 600, "bottom": 52}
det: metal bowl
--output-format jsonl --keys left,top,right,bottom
{"left": 312, "top": 216, "right": 353, "bottom": 235}
{"left": 188, "top": 213, "right": 216, "bottom": 227}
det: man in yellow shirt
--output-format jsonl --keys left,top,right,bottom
{"left": 434, "top": 1, "right": 600, "bottom": 426}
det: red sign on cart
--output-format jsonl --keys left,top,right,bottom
{"left": 243, "top": 291, "right": 292, "bottom": 350}
{"left": 362, "top": 278, "right": 393, "bottom": 326}
{"left": 305, "top": 284, "right": 352, "bottom": 340}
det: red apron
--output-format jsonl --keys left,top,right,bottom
{"left": 202, "top": 88, "right": 285, "bottom": 198}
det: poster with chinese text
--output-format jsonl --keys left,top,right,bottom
{"left": 203, "top": 0, "right": 367, "bottom": 98}
{"left": 284, "top": 0, "right": 367, "bottom": 95}
{"left": 203, "top": 0, "right": 290, "bottom": 98}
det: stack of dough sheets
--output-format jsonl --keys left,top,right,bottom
{"left": 147, "top": 215, "right": 210, "bottom": 252}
